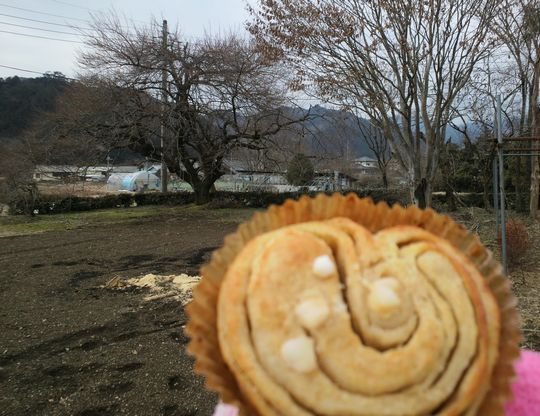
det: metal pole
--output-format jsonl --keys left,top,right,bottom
{"left": 497, "top": 95, "right": 508, "bottom": 274}
{"left": 493, "top": 157, "right": 499, "bottom": 234}
{"left": 503, "top": 153, "right": 540, "bottom": 157}
{"left": 160, "top": 19, "right": 168, "bottom": 193}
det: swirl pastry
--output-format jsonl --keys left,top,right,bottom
{"left": 186, "top": 195, "right": 521, "bottom": 416}
{"left": 217, "top": 218, "right": 499, "bottom": 416}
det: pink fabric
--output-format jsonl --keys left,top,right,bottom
{"left": 506, "top": 350, "right": 540, "bottom": 416}
{"left": 213, "top": 350, "right": 539, "bottom": 415}
{"left": 213, "top": 402, "right": 239, "bottom": 416}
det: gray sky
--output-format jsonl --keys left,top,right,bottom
{"left": 0, "top": 0, "right": 253, "bottom": 78}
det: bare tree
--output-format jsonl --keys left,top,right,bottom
{"left": 323, "top": 110, "right": 392, "bottom": 188}
{"left": 249, "top": 0, "right": 498, "bottom": 207}
{"left": 450, "top": 111, "right": 497, "bottom": 211}
{"left": 78, "top": 15, "right": 308, "bottom": 203}
{"left": 355, "top": 118, "right": 392, "bottom": 189}
{"left": 0, "top": 140, "right": 39, "bottom": 214}
{"left": 0, "top": 79, "right": 122, "bottom": 212}
{"left": 489, "top": 0, "right": 540, "bottom": 217}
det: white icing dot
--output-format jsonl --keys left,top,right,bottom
{"left": 295, "top": 297, "right": 330, "bottom": 329}
{"left": 368, "top": 279, "right": 401, "bottom": 313}
{"left": 378, "top": 277, "right": 400, "bottom": 291}
{"left": 280, "top": 336, "right": 317, "bottom": 373}
{"left": 313, "top": 255, "right": 336, "bottom": 278}
{"left": 332, "top": 296, "right": 348, "bottom": 314}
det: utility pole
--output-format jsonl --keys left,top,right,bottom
{"left": 160, "top": 19, "right": 168, "bottom": 193}
{"left": 106, "top": 154, "right": 111, "bottom": 175}
{"left": 496, "top": 95, "right": 507, "bottom": 274}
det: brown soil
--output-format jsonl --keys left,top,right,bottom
{"left": 0, "top": 213, "right": 240, "bottom": 416}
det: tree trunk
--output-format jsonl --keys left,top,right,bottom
{"left": 518, "top": 77, "right": 529, "bottom": 213}
{"left": 424, "top": 180, "right": 432, "bottom": 208}
{"left": 529, "top": 60, "right": 540, "bottom": 218}
{"left": 408, "top": 178, "right": 416, "bottom": 206}
{"left": 515, "top": 155, "right": 523, "bottom": 212}
{"left": 408, "top": 158, "right": 423, "bottom": 206}
{"left": 414, "top": 178, "right": 428, "bottom": 209}
{"left": 530, "top": 157, "right": 539, "bottom": 213}
{"left": 194, "top": 182, "right": 214, "bottom": 205}
{"left": 482, "top": 176, "right": 492, "bottom": 211}
{"left": 382, "top": 170, "right": 388, "bottom": 189}
{"left": 446, "top": 186, "right": 457, "bottom": 212}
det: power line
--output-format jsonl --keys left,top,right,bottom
{"left": 0, "top": 63, "right": 76, "bottom": 80}
{"left": 0, "top": 29, "right": 85, "bottom": 43}
{"left": 0, "top": 12, "right": 92, "bottom": 30}
{"left": 0, "top": 2, "right": 90, "bottom": 23}
{"left": 0, "top": 63, "right": 43, "bottom": 75}
{"left": 0, "top": 12, "right": 138, "bottom": 36}
{"left": 0, "top": 20, "right": 84, "bottom": 36}
{"left": 46, "top": 0, "right": 99, "bottom": 12}
{"left": 36, "top": 0, "right": 147, "bottom": 24}
{"left": 44, "top": 0, "right": 148, "bottom": 25}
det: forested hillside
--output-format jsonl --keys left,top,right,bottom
{"left": 0, "top": 74, "right": 68, "bottom": 141}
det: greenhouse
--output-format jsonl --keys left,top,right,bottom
{"left": 106, "top": 171, "right": 160, "bottom": 192}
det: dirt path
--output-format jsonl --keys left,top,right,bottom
{"left": 0, "top": 213, "right": 241, "bottom": 416}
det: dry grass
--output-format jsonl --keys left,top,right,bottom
{"left": 37, "top": 182, "right": 109, "bottom": 197}
{"left": 105, "top": 273, "right": 200, "bottom": 304}
{"left": 450, "top": 207, "right": 540, "bottom": 351}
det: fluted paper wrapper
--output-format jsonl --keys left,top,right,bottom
{"left": 185, "top": 193, "right": 521, "bottom": 415}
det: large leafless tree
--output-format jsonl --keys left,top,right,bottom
{"left": 78, "top": 15, "right": 307, "bottom": 203}
{"left": 249, "top": 0, "right": 498, "bottom": 207}
{"left": 354, "top": 117, "right": 392, "bottom": 189}
{"left": 490, "top": 0, "right": 540, "bottom": 217}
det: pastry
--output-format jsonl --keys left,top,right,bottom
{"left": 186, "top": 194, "right": 521, "bottom": 415}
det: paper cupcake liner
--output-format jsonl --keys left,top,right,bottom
{"left": 185, "top": 193, "right": 522, "bottom": 415}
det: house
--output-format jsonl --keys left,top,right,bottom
{"left": 33, "top": 165, "right": 85, "bottom": 182}
{"left": 311, "top": 170, "right": 357, "bottom": 191}
{"left": 33, "top": 165, "right": 144, "bottom": 182}
{"left": 351, "top": 156, "right": 379, "bottom": 175}
{"left": 217, "top": 159, "right": 356, "bottom": 192}
{"left": 218, "top": 166, "right": 288, "bottom": 191}
{"left": 111, "top": 165, "right": 140, "bottom": 174}
{"left": 354, "top": 156, "right": 378, "bottom": 168}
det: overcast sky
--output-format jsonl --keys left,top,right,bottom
{"left": 0, "top": 0, "right": 253, "bottom": 78}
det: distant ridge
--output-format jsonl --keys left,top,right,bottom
{"left": 0, "top": 74, "right": 68, "bottom": 141}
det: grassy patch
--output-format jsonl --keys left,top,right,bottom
{"left": 0, "top": 204, "right": 256, "bottom": 237}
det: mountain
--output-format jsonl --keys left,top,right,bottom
{"left": 0, "top": 75, "right": 475, "bottom": 165}
{"left": 0, "top": 74, "right": 68, "bottom": 141}
{"left": 277, "top": 105, "right": 378, "bottom": 159}
{"left": 297, "top": 105, "right": 485, "bottom": 158}
{"left": 304, "top": 105, "right": 376, "bottom": 158}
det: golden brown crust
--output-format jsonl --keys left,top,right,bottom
{"left": 217, "top": 219, "right": 500, "bottom": 415}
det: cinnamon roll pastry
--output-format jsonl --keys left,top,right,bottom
{"left": 218, "top": 219, "right": 500, "bottom": 416}
{"left": 186, "top": 194, "right": 521, "bottom": 416}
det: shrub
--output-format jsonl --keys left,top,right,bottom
{"left": 7, "top": 188, "right": 414, "bottom": 215}
{"left": 286, "top": 154, "right": 315, "bottom": 186}
{"left": 498, "top": 219, "right": 531, "bottom": 266}
{"left": 4, "top": 182, "right": 40, "bottom": 215}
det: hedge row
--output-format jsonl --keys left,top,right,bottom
{"left": 10, "top": 188, "right": 487, "bottom": 215}
{"left": 10, "top": 192, "right": 195, "bottom": 215}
